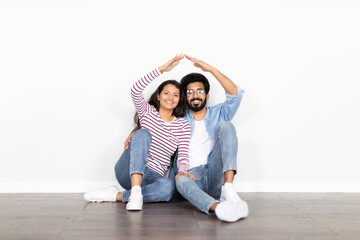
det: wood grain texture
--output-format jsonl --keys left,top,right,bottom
{"left": 1, "top": 193, "right": 360, "bottom": 240}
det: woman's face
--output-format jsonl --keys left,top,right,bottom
{"left": 157, "top": 84, "right": 180, "bottom": 112}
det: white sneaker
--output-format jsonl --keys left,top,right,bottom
{"left": 220, "top": 183, "right": 242, "bottom": 203}
{"left": 83, "top": 185, "right": 119, "bottom": 203}
{"left": 215, "top": 200, "right": 249, "bottom": 222}
{"left": 126, "top": 186, "right": 143, "bottom": 211}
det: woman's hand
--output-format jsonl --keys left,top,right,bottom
{"left": 158, "top": 54, "right": 185, "bottom": 74}
{"left": 175, "top": 171, "right": 197, "bottom": 181}
{"left": 185, "top": 54, "right": 216, "bottom": 73}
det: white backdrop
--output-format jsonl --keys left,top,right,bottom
{"left": 1, "top": 0, "right": 360, "bottom": 192}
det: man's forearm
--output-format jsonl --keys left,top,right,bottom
{"left": 210, "top": 69, "right": 238, "bottom": 95}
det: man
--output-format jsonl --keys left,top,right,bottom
{"left": 174, "top": 55, "right": 248, "bottom": 222}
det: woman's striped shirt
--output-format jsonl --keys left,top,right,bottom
{"left": 130, "top": 68, "right": 190, "bottom": 177}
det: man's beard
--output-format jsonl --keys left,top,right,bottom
{"left": 188, "top": 97, "right": 207, "bottom": 112}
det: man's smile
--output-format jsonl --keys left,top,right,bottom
{"left": 190, "top": 98, "right": 202, "bottom": 104}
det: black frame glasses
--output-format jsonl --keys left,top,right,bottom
{"left": 186, "top": 89, "right": 205, "bottom": 96}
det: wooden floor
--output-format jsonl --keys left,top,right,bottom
{"left": 1, "top": 193, "right": 360, "bottom": 240}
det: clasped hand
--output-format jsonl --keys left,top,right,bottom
{"left": 158, "top": 53, "right": 216, "bottom": 74}
{"left": 175, "top": 171, "right": 197, "bottom": 181}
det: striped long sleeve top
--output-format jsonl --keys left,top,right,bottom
{"left": 130, "top": 68, "right": 190, "bottom": 177}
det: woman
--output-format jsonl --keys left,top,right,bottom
{"left": 84, "top": 54, "right": 195, "bottom": 210}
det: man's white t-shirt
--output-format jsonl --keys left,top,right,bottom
{"left": 188, "top": 120, "right": 212, "bottom": 169}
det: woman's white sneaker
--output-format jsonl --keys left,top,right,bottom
{"left": 126, "top": 186, "right": 143, "bottom": 211}
{"left": 83, "top": 185, "right": 119, "bottom": 203}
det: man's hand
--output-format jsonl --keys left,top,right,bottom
{"left": 158, "top": 54, "right": 185, "bottom": 74}
{"left": 123, "top": 134, "right": 133, "bottom": 150}
{"left": 186, "top": 54, "right": 237, "bottom": 95}
{"left": 123, "top": 127, "right": 140, "bottom": 150}
{"left": 175, "top": 171, "right": 197, "bottom": 181}
{"left": 185, "top": 54, "right": 216, "bottom": 73}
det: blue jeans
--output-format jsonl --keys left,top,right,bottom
{"left": 114, "top": 129, "right": 176, "bottom": 203}
{"left": 175, "top": 122, "right": 238, "bottom": 214}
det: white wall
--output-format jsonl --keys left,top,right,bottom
{"left": 1, "top": 0, "right": 359, "bottom": 192}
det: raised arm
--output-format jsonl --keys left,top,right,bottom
{"left": 125, "top": 54, "right": 185, "bottom": 150}
{"left": 130, "top": 68, "right": 161, "bottom": 117}
{"left": 185, "top": 54, "right": 237, "bottom": 95}
{"left": 130, "top": 54, "right": 185, "bottom": 118}
{"left": 158, "top": 54, "right": 185, "bottom": 74}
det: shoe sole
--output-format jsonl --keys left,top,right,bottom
{"left": 126, "top": 206, "right": 143, "bottom": 211}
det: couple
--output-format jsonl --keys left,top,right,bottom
{"left": 84, "top": 54, "right": 248, "bottom": 222}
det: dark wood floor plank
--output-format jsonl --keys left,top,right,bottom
{"left": 1, "top": 193, "right": 360, "bottom": 239}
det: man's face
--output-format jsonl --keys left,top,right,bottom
{"left": 186, "top": 82, "right": 208, "bottom": 112}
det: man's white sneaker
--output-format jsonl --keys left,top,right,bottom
{"left": 215, "top": 200, "right": 249, "bottom": 222}
{"left": 220, "top": 183, "right": 242, "bottom": 203}
{"left": 83, "top": 185, "right": 119, "bottom": 203}
{"left": 126, "top": 186, "right": 143, "bottom": 211}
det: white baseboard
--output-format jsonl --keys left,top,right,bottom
{"left": 1, "top": 181, "right": 360, "bottom": 193}
{"left": 0, "top": 181, "right": 125, "bottom": 193}
{"left": 235, "top": 181, "right": 360, "bottom": 192}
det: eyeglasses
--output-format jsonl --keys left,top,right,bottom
{"left": 186, "top": 89, "right": 205, "bottom": 96}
